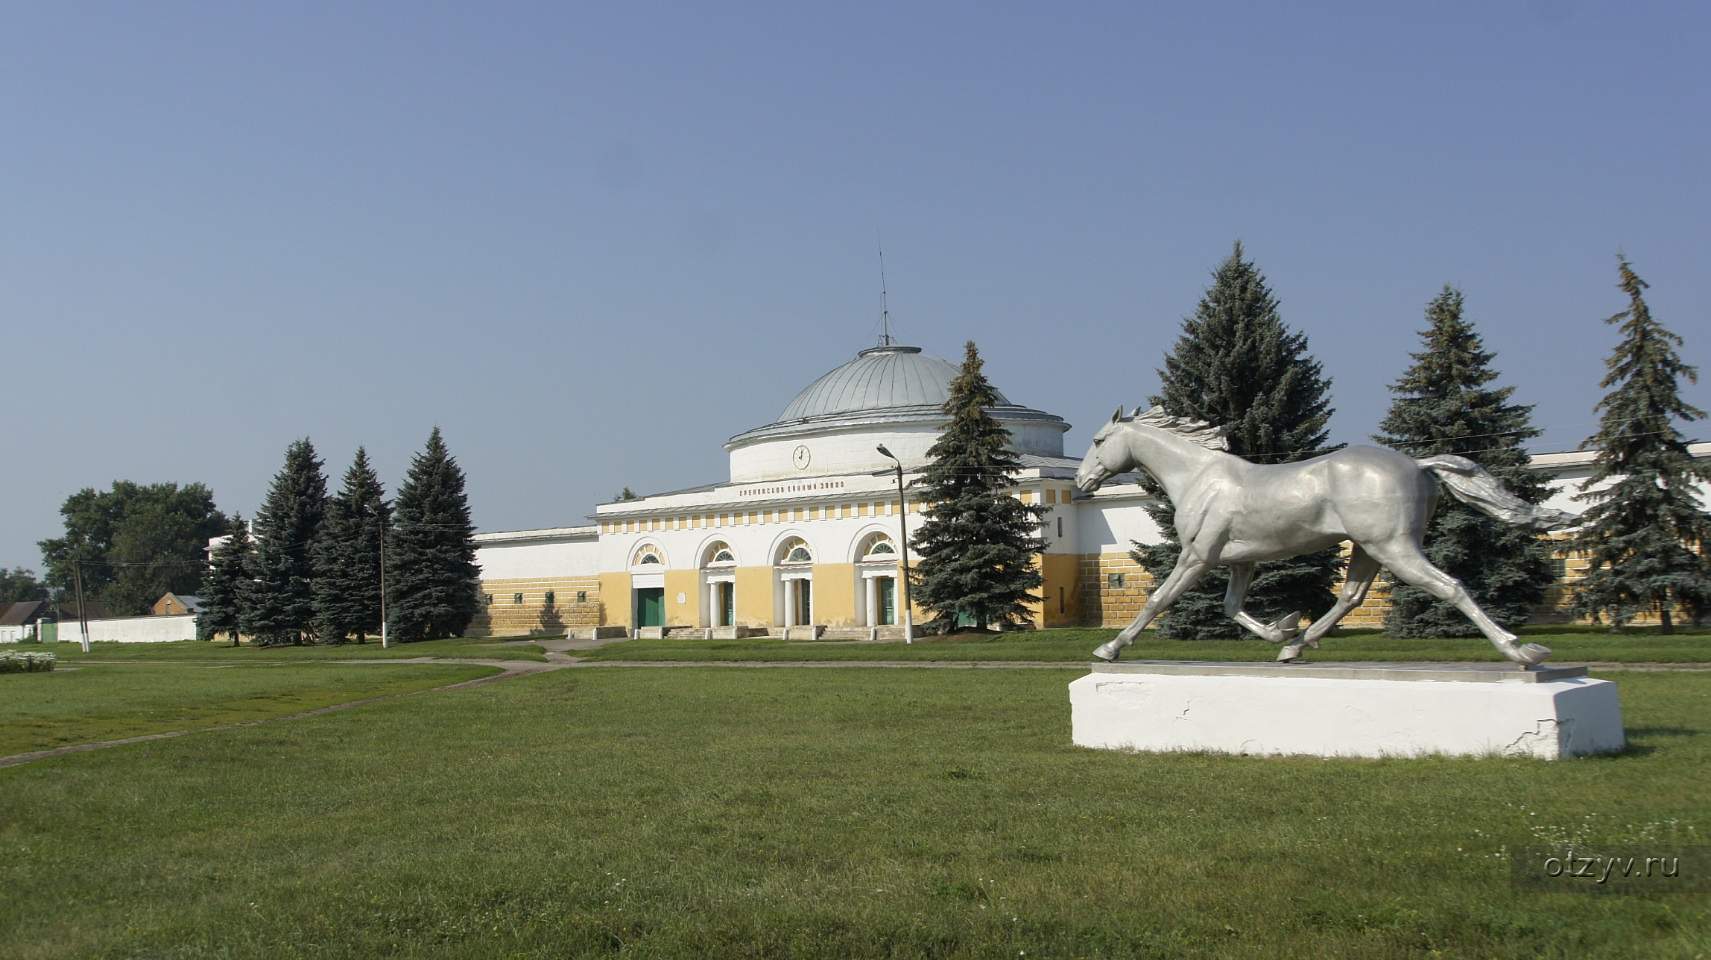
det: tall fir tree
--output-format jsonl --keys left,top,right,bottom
{"left": 1133, "top": 242, "right": 1340, "bottom": 638}
{"left": 387, "top": 427, "right": 480, "bottom": 641}
{"left": 312, "top": 448, "right": 389, "bottom": 643}
{"left": 911, "top": 341, "right": 1047, "bottom": 632}
{"left": 245, "top": 439, "right": 328, "bottom": 645}
{"left": 197, "top": 513, "right": 252, "bottom": 646}
{"left": 1374, "top": 286, "right": 1556, "bottom": 635}
{"left": 1570, "top": 256, "right": 1711, "bottom": 631}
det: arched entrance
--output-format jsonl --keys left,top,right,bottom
{"left": 774, "top": 536, "right": 814, "bottom": 628}
{"left": 630, "top": 543, "right": 667, "bottom": 628}
{"left": 853, "top": 532, "right": 900, "bottom": 627}
{"left": 700, "top": 540, "right": 737, "bottom": 628}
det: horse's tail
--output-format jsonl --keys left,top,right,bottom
{"left": 1417, "top": 455, "right": 1576, "bottom": 531}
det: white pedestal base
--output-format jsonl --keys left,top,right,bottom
{"left": 1069, "top": 662, "right": 1625, "bottom": 760}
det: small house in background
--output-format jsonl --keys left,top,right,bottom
{"left": 152, "top": 593, "right": 203, "bottom": 616}
{"left": 0, "top": 600, "right": 52, "bottom": 643}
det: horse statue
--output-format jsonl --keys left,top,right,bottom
{"left": 1074, "top": 406, "right": 1576, "bottom": 666}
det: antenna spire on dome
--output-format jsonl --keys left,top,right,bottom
{"left": 878, "top": 239, "right": 894, "bottom": 347}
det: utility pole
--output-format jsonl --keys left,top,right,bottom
{"left": 875, "top": 444, "right": 915, "bottom": 644}
{"left": 72, "top": 558, "right": 91, "bottom": 653}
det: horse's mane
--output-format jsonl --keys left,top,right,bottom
{"left": 1129, "top": 405, "right": 1231, "bottom": 451}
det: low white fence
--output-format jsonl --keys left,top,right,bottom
{"left": 61, "top": 614, "right": 198, "bottom": 644}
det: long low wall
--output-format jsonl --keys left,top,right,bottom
{"left": 62, "top": 614, "right": 199, "bottom": 644}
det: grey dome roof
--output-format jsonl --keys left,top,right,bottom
{"left": 777, "top": 345, "right": 1008, "bottom": 421}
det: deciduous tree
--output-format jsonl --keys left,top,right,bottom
{"left": 38, "top": 482, "right": 228, "bottom": 615}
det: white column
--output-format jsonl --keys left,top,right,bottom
{"left": 785, "top": 580, "right": 796, "bottom": 628}
{"left": 707, "top": 581, "right": 718, "bottom": 627}
{"left": 865, "top": 575, "right": 877, "bottom": 627}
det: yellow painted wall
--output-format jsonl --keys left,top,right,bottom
{"left": 598, "top": 572, "right": 632, "bottom": 629}
{"left": 1038, "top": 554, "right": 1082, "bottom": 627}
{"left": 734, "top": 566, "right": 773, "bottom": 627}
{"left": 813, "top": 563, "right": 857, "bottom": 626}
{"left": 470, "top": 576, "right": 601, "bottom": 636}
{"left": 664, "top": 569, "right": 701, "bottom": 627}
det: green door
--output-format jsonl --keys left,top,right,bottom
{"left": 636, "top": 588, "right": 665, "bottom": 627}
{"left": 878, "top": 577, "right": 896, "bottom": 626}
{"left": 794, "top": 579, "right": 812, "bottom": 624}
{"left": 721, "top": 583, "right": 735, "bottom": 626}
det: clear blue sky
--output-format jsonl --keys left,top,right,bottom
{"left": 3, "top": 1, "right": 1707, "bottom": 569}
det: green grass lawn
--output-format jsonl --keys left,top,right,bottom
{"left": 1, "top": 665, "right": 1706, "bottom": 958}
{"left": 28, "top": 636, "right": 547, "bottom": 662}
{"left": 0, "top": 662, "right": 498, "bottom": 756}
{"left": 582, "top": 625, "right": 1711, "bottom": 664}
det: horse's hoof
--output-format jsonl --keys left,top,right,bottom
{"left": 1092, "top": 641, "right": 1121, "bottom": 662}
{"left": 1512, "top": 642, "right": 1552, "bottom": 666}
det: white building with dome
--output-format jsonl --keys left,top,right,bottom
{"left": 468, "top": 341, "right": 1711, "bottom": 638}
{"left": 469, "top": 340, "right": 1135, "bottom": 637}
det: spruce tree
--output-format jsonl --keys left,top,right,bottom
{"left": 387, "top": 427, "right": 480, "bottom": 641}
{"left": 911, "top": 341, "right": 1047, "bottom": 632}
{"left": 1132, "top": 242, "right": 1339, "bottom": 638}
{"left": 1570, "top": 256, "right": 1711, "bottom": 631}
{"left": 1374, "top": 286, "right": 1555, "bottom": 635}
{"left": 245, "top": 439, "right": 327, "bottom": 646}
{"left": 198, "top": 514, "right": 252, "bottom": 646}
{"left": 312, "top": 448, "right": 389, "bottom": 643}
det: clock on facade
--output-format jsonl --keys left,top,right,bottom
{"left": 792, "top": 444, "right": 812, "bottom": 470}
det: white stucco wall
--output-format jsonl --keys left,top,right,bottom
{"left": 1075, "top": 487, "right": 1166, "bottom": 553}
{"left": 66, "top": 614, "right": 199, "bottom": 644}
{"left": 475, "top": 532, "right": 602, "bottom": 580}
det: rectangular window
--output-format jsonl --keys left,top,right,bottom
{"left": 544, "top": 590, "right": 555, "bottom": 607}
{"left": 1550, "top": 557, "right": 1568, "bottom": 579}
{"left": 576, "top": 590, "right": 588, "bottom": 604}
{"left": 1108, "top": 573, "right": 1125, "bottom": 589}
{"left": 513, "top": 593, "right": 524, "bottom": 605}
{"left": 483, "top": 594, "right": 493, "bottom": 606}
{"left": 1056, "top": 517, "right": 1063, "bottom": 538}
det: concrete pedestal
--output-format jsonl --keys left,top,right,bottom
{"left": 1069, "top": 661, "right": 1624, "bottom": 760}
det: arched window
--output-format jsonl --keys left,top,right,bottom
{"left": 703, "top": 541, "right": 736, "bottom": 567}
{"left": 631, "top": 543, "right": 665, "bottom": 567}
{"left": 856, "top": 532, "right": 897, "bottom": 563}
{"left": 778, "top": 537, "right": 812, "bottom": 565}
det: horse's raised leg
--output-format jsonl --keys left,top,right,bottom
{"left": 1222, "top": 562, "right": 1304, "bottom": 648}
{"left": 1092, "top": 556, "right": 1213, "bottom": 662}
{"left": 1363, "top": 539, "right": 1551, "bottom": 665}
{"left": 1284, "top": 546, "right": 1383, "bottom": 662}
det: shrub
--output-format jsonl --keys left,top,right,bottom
{"left": 0, "top": 651, "right": 56, "bottom": 673}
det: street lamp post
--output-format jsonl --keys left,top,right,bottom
{"left": 875, "top": 445, "right": 915, "bottom": 645}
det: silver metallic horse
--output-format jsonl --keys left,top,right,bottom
{"left": 1074, "top": 406, "right": 1575, "bottom": 665}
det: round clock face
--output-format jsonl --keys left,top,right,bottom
{"left": 792, "top": 445, "right": 812, "bottom": 470}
